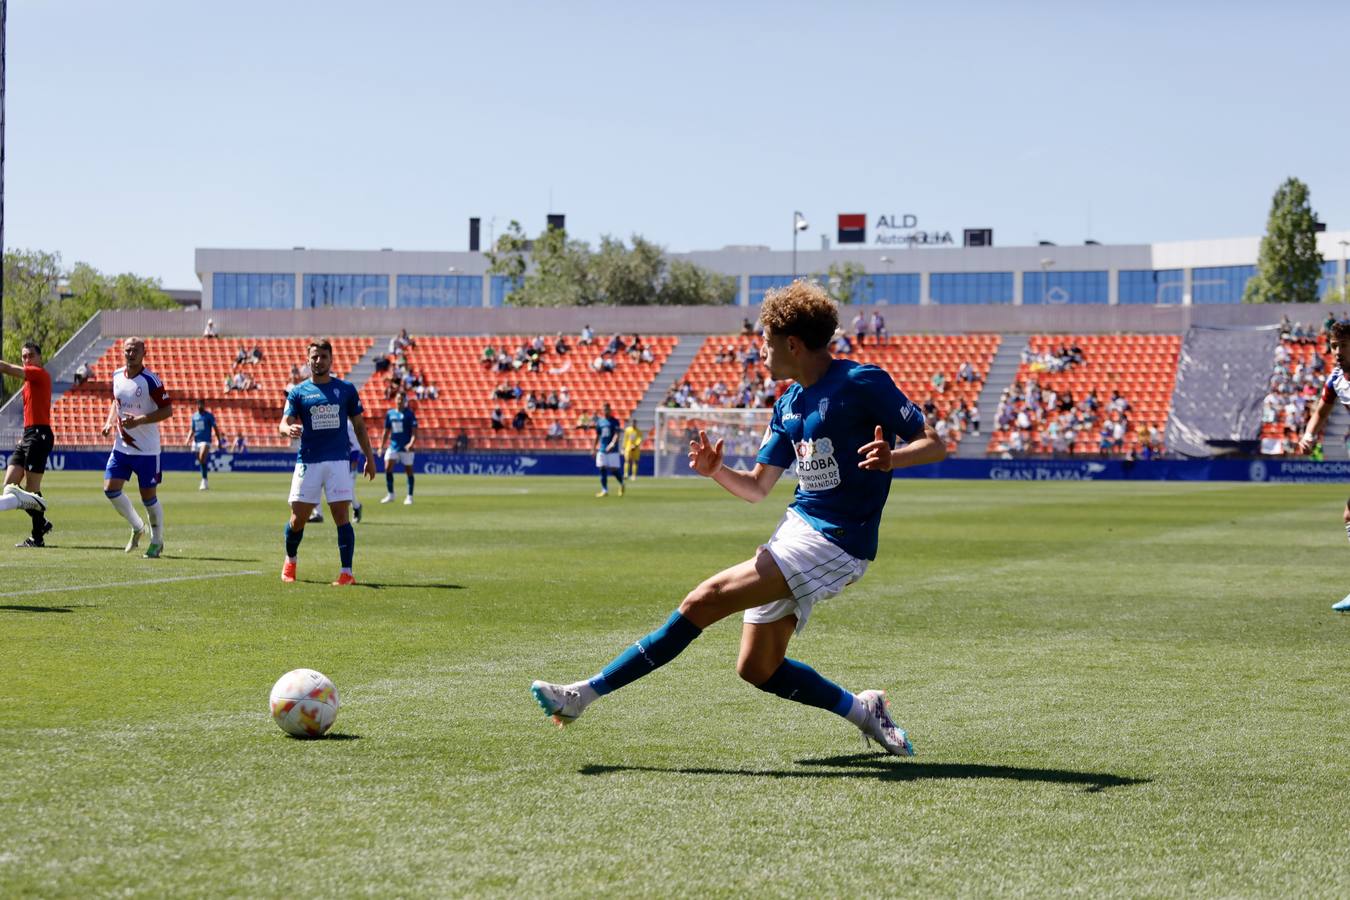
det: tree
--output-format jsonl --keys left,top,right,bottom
{"left": 2, "top": 250, "right": 175, "bottom": 397}
{"left": 822, "top": 261, "right": 869, "bottom": 305}
{"left": 1244, "top": 177, "right": 1324, "bottom": 304}
{"left": 487, "top": 226, "right": 737, "bottom": 306}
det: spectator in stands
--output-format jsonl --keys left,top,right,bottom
{"left": 532, "top": 334, "right": 548, "bottom": 355}
{"left": 73, "top": 361, "right": 93, "bottom": 386}
{"left": 232, "top": 434, "right": 248, "bottom": 453}
{"left": 1279, "top": 315, "right": 1293, "bottom": 342}
{"left": 1274, "top": 343, "right": 1291, "bottom": 366}
{"left": 741, "top": 317, "right": 755, "bottom": 336}
{"left": 743, "top": 340, "right": 761, "bottom": 371}
{"left": 930, "top": 371, "right": 947, "bottom": 394}
{"left": 543, "top": 389, "right": 560, "bottom": 410}
{"left": 512, "top": 409, "right": 531, "bottom": 430}
{"left": 389, "top": 328, "right": 416, "bottom": 355}
{"left": 249, "top": 345, "right": 264, "bottom": 365}
{"left": 545, "top": 420, "right": 565, "bottom": 441}
{"left": 579, "top": 324, "right": 595, "bottom": 346}
{"left": 415, "top": 373, "right": 438, "bottom": 400}
{"left": 870, "top": 310, "right": 887, "bottom": 342}
{"left": 373, "top": 354, "right": 391, "bottom": 374}
{"left": 957, "top": 361, "right": 976, "bottom": 383}
{"left": 493, "top": 381, "right": 513, "bottom": 401}
{"left": 235, "top": 346, "right": 248, "bottom": 368}
{"left": 287, "top": 366, "right": 304, "bottom": 391}
{"left": 626, "top": 335, "right": 644, "bottom": 360}
{"left": 967, "top": 399, "right": 980, "bottom": 435}
{"left": 605, "top": 333, "right": 626, "bottom": 355}
{"left": 490, "top": 408, "right": 506, "bottom": 431}
{"left": 481, "top": 345, "right": 496, "bottom": 368}
{"left": 1008, "top": 429, "right": 1026, "bottom": 456}
{"left": 832, "top": 330, "right": 853, "bottom": 355}
{"left": 592, "top": 353, "right": 616, "bottom": 374}
{"left": 639, "top": 344, "right": 654, "bottom": 364}
{"left": 454, "top": 429, "right": 470, "bottom": 452}
{"left": 852, "top": 311, "right": 868, "bottom": 348}
{"left": 526, "top": 391, "right": 540, "bottom": 412}
{"left": 203, "top": 319, "right": 218, "bottom": 339}
{"left": 575, "top": 411, "right": 594, "bottom": 430}
{"left": 495, "top": 349, "right": 513, "bottom": 373}
{"left": 555, "top": 332, "right": 571, "bottom": 355}
{"left": 558, "top": 387, "right": 572, "bottom": 411}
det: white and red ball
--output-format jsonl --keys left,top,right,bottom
{"left": 269, "top": 668, "right": 340, "bottom": 738}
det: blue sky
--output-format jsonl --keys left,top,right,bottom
{"left": 9, "top": 1, "right": 1349, "bottom": 288}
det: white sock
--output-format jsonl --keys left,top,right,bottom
{"left": 843, "top": 692, "right": 870, "bottom": 728}
{"left": 1344, "top": 522, "right": 1349, "bottom": 545}
{"left": 566, "top": 680, "right": 600, "bottom": 707}
{"left": 108, "top": 492, "right": 145, "bottom": 530}
{"left": 0, "top": 494, "right": 19, "bottom": 512}
{"left": 145, "top": 501, "right": 164, "bottom": 543}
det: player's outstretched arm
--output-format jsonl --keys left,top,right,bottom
{"left": 688, "top": 429, "right": 783, "bottom": 502}
{"left": 1300, "top": 396, "right": 1332, "bottom": 454}
{"left": 0, "top": 359, "right": 24, "bottom": 378}
{"left": 858, "top": 424, "right": 947, "bottom": 472}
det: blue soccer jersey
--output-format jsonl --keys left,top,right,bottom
{"left": 757, "top": 359, "right": 926, "bottom": 560}
{"left": 191, "top": 410, "right": 217, "bottom": 443}
{"left": 284, "top": 378, "right": 364, "bottom": 464}
{"left": 384, "top": 408, "right": 418, "bottom": 451}
{"left": 595, "top": 415, "right": 621, "bottom": 451}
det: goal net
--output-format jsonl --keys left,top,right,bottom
{"left": 652, "top": 407, "right": 788, "bottom": 478}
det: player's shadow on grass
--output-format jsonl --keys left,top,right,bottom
{"left": 580, "top": 754, "right": 1147, "bottom": 794}
{"left": 0, "top": 604, "right": 95, "bottom": 613}
{"left": 285, "top": 732, "right": 362, "bottom": 741}
{"left": 352, "top": 582, "right": 465, "bottom": 591}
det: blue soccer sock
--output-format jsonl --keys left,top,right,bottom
{"left": 756, "top": 658, "right": 854, "bottom": 718}
{"left": 613, "top": 467, "right": 624, "bottom": 485}
{"left": 337, "top": 523, "right": 355, "bottom": 572}
{"left": 599, "top": 469, "right": 609, "bottom": 491}
{"left": 589, "top": 610, "right": 703, "bottom": 696}
{"left": 284, "top": 523, "right": 303, "bottom": 560}
{"left": 386, "top": 470, "right": 395, "bottom": 494}
{"left": 199, "top": 460, "right": 209, "bottom": 480}
{"left": 406, "top": 473, "right": 414, "bottom": 496}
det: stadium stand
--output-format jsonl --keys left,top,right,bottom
{"left": 359, "top": 335, "right": 677, "bottom": 451}
{"left": 51, "top": 337, "right": 371, "bottom": 449}
{"left": 987, "top": 334, "right": 1181, "bottom": 456}
{"left": 1259, "top": 327, "right": 1330, "bottom": 454}
{"left": 675, "top": 333, "right": 1000, "bottom": 452}
{"left": 1163, "top": 326, "right": 1276, "bottom": 458}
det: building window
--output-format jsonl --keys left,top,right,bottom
{"left": 930, "top": 272, "right": 1013, "bottom": 305}
{"left": 303, "top": 274, "right": 389, "bottom": 308}
{"left": 396, "top": 275, "right": 483, "bottom": 308}
{"left": 1021, "top": 270, "right": 1108, "bottom": 305}
{"left": 212, "top": 273, "right": 295, "bottom": 310}
{"left": 1190, "top": 265, "right": 1256, "bottom": 304}
{"left": 1320, "top": 259, "right": 1339, "bottom": 299}
{"left": 849, "top": 273, "right": 920, "bottom": 305}
{"left": 490, "top": 275, "right": 523, "bottom": 307}
{"left": 1118, "top": 269, "right": 1183, "bottom": 305}
{"left": 748, "top": 276, "right": 798, "bottom": 306}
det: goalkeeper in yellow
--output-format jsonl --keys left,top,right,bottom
{"left": 622, "top": 417, "right": 644, "bottom": 479}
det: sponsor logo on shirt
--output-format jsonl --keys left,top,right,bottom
{"left": 310, "top": 403, "right": 341, "bottom": 430}
{"left": 794, "top": 437, "right": 840, "bottom": 491}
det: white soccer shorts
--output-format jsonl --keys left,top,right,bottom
{"left": 595, "top": 451, "right": 623, "bottom": 469}
{"left": 746, "top": 508, "right": 869, "bottom": 635}
{"left": 192, "top": 441, "right": 211, "bottom": 455}
{"left": 288, "top": 460, "right": 355, "bottom": 505}
{"left": 384, "top": 448, "right": 415, "bottom": 467}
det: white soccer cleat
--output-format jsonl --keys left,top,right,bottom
{"left": 124, "top": 523, "right": 148, "bottom": 553}
{"left": 530, "top": 680, "right": 587, "bottom": 727}
{"left": 199, "top": 479, "right": 209, "bottom": 491}
{"left": 1333, "top": 594, "right": 1350, "bottom": 613}
{"left": 380, "top": 493, "right": 394, "bottom": 504}
{"left": 403, "top": 496, "right": 413, "bottom": 506}
{"left": 4, "top": 484, "right": 46, "bottom": 513}
{"left": 856, "top": 689, "right": 915, "bottom": 757}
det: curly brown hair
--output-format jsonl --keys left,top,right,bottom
{"left": 1331, "top": 321, "right": 1350, "bottom": 346}
{"left": 758, "top": 280, "right": 839, "bottom": 351}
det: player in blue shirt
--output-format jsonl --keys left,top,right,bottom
{"left": 594, "top": 402, "right": 624, "bottom": 497}
{"left": 532, "top": 281, "right": 947, "bottom": 754}
{"left": 183, "top": 399, "right": 227, "bottom": 491}
{"left": 379, "top": 393, "right": 418, "bottom": 506}
{"left": 278, "top": 338, "right": 376, "bottom": 586}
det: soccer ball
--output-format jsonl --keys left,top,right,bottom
{"left": 269, "top": 668, "right": 340, "bottom": 738}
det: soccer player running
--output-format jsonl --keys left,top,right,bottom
{"left": 185, "top": 399, "right": 227, "bottom": 491}
{"left": 594, "top": 402, "right": 624, "bottom": 497}
{"left": 0, "top": 341, "right": 53, "bottom": 546}
{"left": 1298, "top": 319, "right": 1350, "bottom": 611}
{"left": 379, "top": 393, "right": 417, "bottom": 506}
{"left": 532, "top": 281, "right": 947, "bottom": 755}
{"left": 101, "top": 337, "right": 173, "bottom": 558}
{"left": 279, "top": 338, "right": 376, "bottom": 586}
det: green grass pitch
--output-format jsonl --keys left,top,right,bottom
{"left": 2, "top": 472, "right": 1349, "bottom": 896}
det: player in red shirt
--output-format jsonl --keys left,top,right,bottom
{"left": 0, "top": 341, "right": 54, "bottom": 546}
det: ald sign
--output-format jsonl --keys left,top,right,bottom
{"left": 836, "top": 213, "right": 955, "bottom": 247}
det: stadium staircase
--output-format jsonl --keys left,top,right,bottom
{"left": 959, "top": 334, "right": 1025, "bottom": 458}
{"left": 633, "top": 336, "right": 701, "bottom": 430}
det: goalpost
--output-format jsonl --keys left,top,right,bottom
{"left": 652, "top": 407, "right": 786, "bottom": 478}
